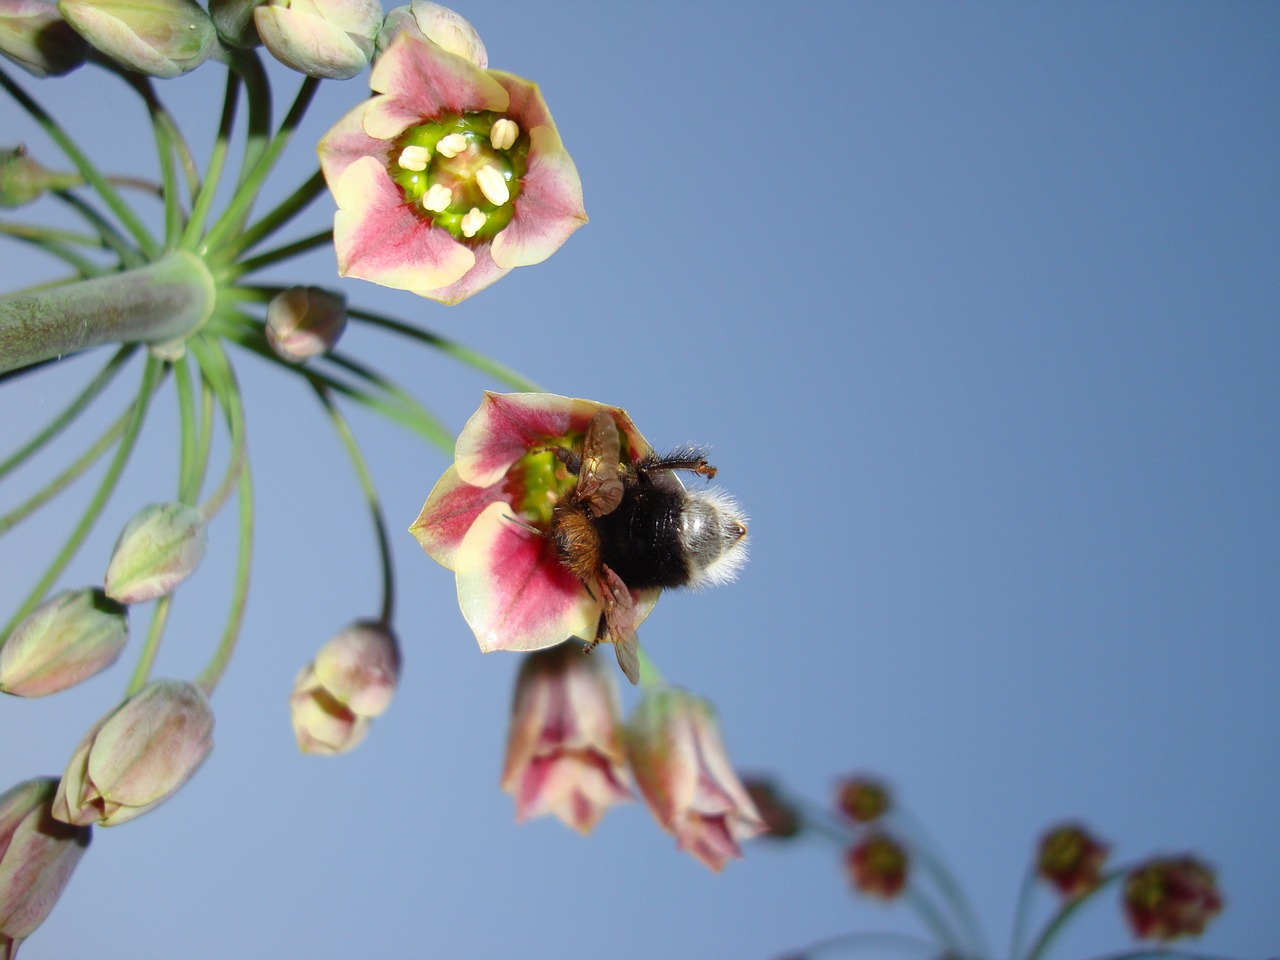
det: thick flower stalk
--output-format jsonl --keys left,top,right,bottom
{"left": 318, "top": 31, "right": 586, "bottom": 303}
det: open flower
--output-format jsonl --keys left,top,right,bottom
{"left": 501, "top": 643, "right": 632, "bottom": 834}
{"left": 624, "top": 687, "right": 765, "bottom": 872}
{"left": 410, "top": 392, "right": 660, "bottom": 656}
{"left": 317, "top": 32, "right": 586, "bottom": 303}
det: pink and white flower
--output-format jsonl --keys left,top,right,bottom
{"left": 317, "top": 32, "right": 586, "bottom": 303}
{"left": 501, "top": 643, "right": 632, "bottom": 834}
{"left": 409, "top": 391, "right": 660, "bottom": 656}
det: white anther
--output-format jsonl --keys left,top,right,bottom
{"left": 423, "top": 183, "right": 453, "bottom": 213}
{"left": 475, "top": 165, "right": 510, "bottom": 206}
{"left": 396, "top": 145, "right": 430, "bottom": 171}
{"left": 460, "top": 207, "right": 487, "bottom": 238}
{"left": 490, "top": 118, "right": 519, "bottom": 151}
{"left": 436, "top": 133, "right": 467, "bottom": 158}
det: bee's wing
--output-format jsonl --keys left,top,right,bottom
{"left": 576, "top": 411, "right": 624, "bottom": 517}
{"left": 599, "top": 563, "right": 640, "bottom": 685}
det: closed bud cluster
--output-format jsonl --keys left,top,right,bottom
{"left": 104, "top": 502, "right": 208, "bottom": 604}
{"left": 53, "top": 679, "right": 214, "bottom": 827}
{"left": 1123, "top": 855, "right": 1223, "bottom": 941}
{"left": 0, "top": 0, "right": 86, "bottom": 76}
{"left": 835, "top": 775, "right": 890, "bottom": 823}
{"left": 845, "top": 832, "right": 909, "bottom": 900}
{"left": 57, "top": 0, "right": 215, "bottom": 77}
{"left": 255, "top": 0, "right": 382, "bottom": 80}
{"left": 290, "top": 620, "right": 400, "bottom": 755}
{"left": 1037, "top": 822, "right": 1109, "bottom": 898}
{"left": 265, "top": 286, "right": 347, "bottom": 362}
{"left": 0, "top": 588, "right": 127, "bottom": 697}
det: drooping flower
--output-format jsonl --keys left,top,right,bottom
{"left": 501, "top": 643, "right": 632, "bottom": 834}
{"left": 103, "top": 501, "right": 208, "bottom": 604}
{"left": 0, "top": 0, "right": 87, "bottom": 77}
{"left": 254, "top": 0, "right": 383, "bottom": 80}
{"left": 1123, "top": 855, "right": 1223, "bottom": 941}
{"left": 410, "top": 392, "right": 661, "bottom": 657}
{"left": 290, "top": 620, "right": 400, "bottom": 755}
{"left": 834, "top": 774, "right": 890, "bottom": 824}
{"left": 624, "top": 686, "right": 765, "bottom": 872}
{"left": 0, "top": 778, "right": 91, "bottom": 956}
{"left": 376, "top": 1, "right": 485, "bottom": 67}
{"left": 317, "top": 31, "right": 586, "bottom": 303}
{"left": 52, "top": 679, "right": 213, "bottom": 827}
{"left": 265, "top": 285, "right": 347, "bottom": 362}
{"left": 845, "top": 832, "right": 909, "bottom": 900}
{"left": 1037, "top": 822, "right": 1109, "bottom": 899}
{"left": 57, "top": 0, "right": 215, "bottom": 78}
{"left": 0, "top": 588, "right": 128, "bottom": 697}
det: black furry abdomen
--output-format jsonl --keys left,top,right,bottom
{"left": 594, "top": 480, "right": 690, "bottom": 589}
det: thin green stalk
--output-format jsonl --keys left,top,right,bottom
{"left": 1009, "top": 864, "right": 1040, "bottom": 960}
{"left": 195, "top": 365, "right": 216, "bottom": 501}
{"left": 0, "top": 222, "right": 109, "bottom": 249}
{"left": 889, "top": 807, "right": 989, "bottom": 957}
{"left": 312, "top": 385, "right": 395, "bottom": 623}
{"left": 635, "top": 646, "right": 666, "bottom": 687}
{"left": 0, "top": 357, "right": 162, "bottom": 644}
{"left": 1022, "top": 869, "right": 1124, "bottom": 960}
{"left": 348, "top": 306, "right": 543, "bottom": 392}
{"left": 792, "top": 796, "right": 857, "bottom": 845}
{"left": 905, "top": 887, "right": 968, "bottom": 960}
{"left": 203, "top": 76, "right": 319, "bottom": 260}
{"left": 1, "top": 232, "right": 100, "bottom": 276}
{"left": 1083, "top": 951, "right": 1239, "bottom": 960}
{"left": 0, "top": 345, "right": 133, "bottom": 481}
{"left": 173, "top": 352, "right": 199, "bottom": 504}
{"left": 123, "top": 73, "right": 184, "bottom": 249}
{"left": 223, "top": 49, "right": 271, "bottom": 192}
{"left": 113, "top": 68, "right": 200, "bottom": 202}
{"left": 223, "top": 169, "right": 327, "bottom": 263}
{"left": 781, "top": 931, "right": 949, "bottom": 960}
{"left": 189, "top": 338, "right": 251, "bottom": 695}
{"left": 0, "top": 65, "right": 158, "bottom": 259}
{"left": 0, "top": 402, "right": 133, "bottom": 535}
{"left": 53, "top": 191, "right": 144, "bottom": 267}
{"left": 323, "top": 351, "right": 453, "bottom": 449}
{"left": 123, "top": 592, "right": 174, "bottom": 697}
{"left": 183, "top": 70, "right": 241, "bottom": 250}
{"left": 231, "top": 228, "right": 333, "bottom": 277}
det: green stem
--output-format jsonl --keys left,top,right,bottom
{"left": 0, "top": 231, "right": 100, "bottom": 277}
{"left": 0, "top": 64, "right": 158, "bottom": 259}
{"left": 0, "top": 251, "right": 215, "bottom": 375}
{"left": 312, "top": 385, "right": 395, "bottom": 624}
{"left": 0, "top": 401, "right": 133, "bottom": 535}
{"left": 222, "top": 169, "right": 326, "bottom": 265}
{"left": 889, "top": 807, "right": 989, "bottom": 957}
{"left": 231, "top": 228, "right": 333, "bottom": 277}
{"left": 173, "top": 353, "right": 199, "bottom": 503}
{"left": 223, "top": 49, "right": 271, "bottom": 193}
{"left": 1082, "top": 951, "right": 1240, "bottom": 960}
{"left": 635, "top": 646, "right": 665, "bottom": 687}
{"left": 904, "top": 887, "right": 968, "bottom": 960}
{"left": 123, "top": 592, "right": 173, "bottom": 697}
{"left": 121, "top": 73, "right": 184, "bottom": 249}
{"left": 791, "top": 796, "right": 857, "bottom": 845}
{"left": 780, "top": 930, "right": 949, "bottom": 960}
{"left": 1009, "top": 864, "right": 1040, "bottom": 960}
{"left": 0, "top": 345, "right": 133, "bottom": 481}
{"left": 1022, "top": 868, "right": 1124, "bottom": 960}
{"left": 0, "top": 222, "right": 108, "bottom": 250}
{"left": 323, "top": 351, "right": 453, "bottom": 448}
{"left": 0, "top": 357, "right": 162, "bottom": 644}
{"left": 53, "top": 191, "right": 144, "bottom": 268}
{"left": 183, "top": 71, "right": 241, "bottom": 250}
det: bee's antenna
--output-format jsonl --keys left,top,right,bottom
{"left": 501, "top": 513, "right": 546, "bottom": 537}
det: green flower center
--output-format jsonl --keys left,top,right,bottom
{"left": 503, "top": 423, "right": 637, "bottom": 528}
{"left": 390, "top": 111, "right": 529, "bottom": 243}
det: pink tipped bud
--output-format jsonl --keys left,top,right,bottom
{"left": 834, "top": 775, "right": 891, "bottom": 823}
{"left": 376, "top": 1, "right": 486, "bottom": 67}
{"left": 265, "top": 286, "right": 347, "bottom": 363}
{"left": 104, "top": 502, "right": 207, "bottom": 604}
{"left": 500, "top": 644, "right": 632, "bottom": 835}
{"left": 291, "top": 621, "right": 400, "bottom": 755}
{"left": 52, "top": 679, "right": 214, "bottom": 827}
{"left": 845, "top": 832, "right": 909, "bottom": 900}
{"left": 0, "top": 778, "right": 91, "bottom": 953}
{"left": 57, "top": 0, "right": 214, "bottom": 77}
{"left": 1037, "top": 822, "right": 1109, "bottom": 898}
{"left": 0, "top": 588, "right": 128, "bottom": 697}
{"left": 0, "top": 0, "right": 87, "bottom": 76}
{"left": 625, "top": 687, "right": 765, "bottom": 872}
{"left": 1123, "top": 855, "right": 1223, "bottom": 941}
{"left": 254, "top": 0, "right": 381, "bottom": 80}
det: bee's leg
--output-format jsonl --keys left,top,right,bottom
{"left": 637, "top": 447, "right": 718, "bottom": 480}
{"left": 582, "top": 610, "right": 608, "bottom": 655}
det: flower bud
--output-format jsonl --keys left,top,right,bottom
{"left": 375, "top": 1, "right": 485, "bottom": 67}
{"left": 0, "top": 778, "right": 91, "bottom": 953}
{"left": 265, "top": 286, "right": 347, "bottom": 363}
{"left": 52, "top": 679, "right": 213, "bottom": 827}
{"left": 834, "top": 775, "right": 890, "bottom": 823}
{"left": 1123, "top": 855, "right": 1223, "bottom": 941}
{"left": 741, "top": 776, "right": 802, "bottom": 840}
{"left": 0, "top": 588, "right": 128, "bottom": 697}
{"left": 845, "top": 832, "right": 909, "bottom": 900}
{"left": 0, "top": 0, "right": 86, "bottom": 76}
{"left": 57, "top": 0, "right": 215, "bottom": 78}
{"left": 0, "top": 146, "right": 80, "bottom": 208}
{"left": 104, "top": 502, "right": 207, "bottom": 604}
{"left": 254, "top": 0, "right": 381, "bottom": 80}
{"left": 291, "top": 620, "right": 400, "bottom": 755}
{"left": 501, "top": 644, "right": 632, "bottom": 834}
{"left": 1037, "top": 822, "right": 1109, "bottom": 898}
{"left": 207, "top": 0, "right": 258, "bottom": 47}
{"left": 625, "top": 687, "right": 765, "bottom": 872}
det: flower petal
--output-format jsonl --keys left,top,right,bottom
{"left": 409, "top": 463, "right": 507, "bottom": 569}
{"left": 491, "top": 124, "right": 587, "bottom": 268}
{"left": 364, "top": 32, "right": 507, "bottom": 140}
{"left": 420, "top": 244, "right": 511, "bottom": 305}
{"left": 455, "top": 502, "right": 596, "bottom": 652}
{"left": 332, "top": 155, "right": 475, "bottom": 294}
{"left": 318, "top": 101, "right": 392, "bottom": 186}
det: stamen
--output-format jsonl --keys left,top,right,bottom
{"left": 423, "top": 184, "right": 453, "bottom": 213}
{"left": 490, "top": 118, "right": 519, "bottom": 151}
{"left": 436, "top": 133, "right": 467, "bottom": 158}
{"left": 476, "top": 165, "right": 511, "bottom": 206}
{"left": 396, "top": 145, "right": 430, "bottom": 171}
{"left": 460, "top": 207, "right": 487, "bottom": 238}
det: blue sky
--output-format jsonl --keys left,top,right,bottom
{"left": 2, "top": 2, "right": 1277, "bottom": 958}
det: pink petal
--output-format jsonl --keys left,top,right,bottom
{"left": 491, "top": 125, "right": 587, "bottom": 268}
{"left": 409, "top": 465, "right": 506, "bottom": 570}
{"left": 678, "top": 814, "right": 743, "bottom": 873}
{"left": 489, "top": 70, "right": 555, "bottom": 133}
{"left": 332, "top": 156, "right": 475, "bottom": 294}
{"left": 455, "top": 502, "right": 596, "bottom": 652}
{"left": 364, "top": 33, "right": 507, "bottom": 140}
{"left": 318, "top": 101, "right": 391, "bottom": 186}
{"left": 454, "top": 392, "right": 611, "bottom": 488}
{"left": 421, "top": 244, "right": 511, "bottom": 305}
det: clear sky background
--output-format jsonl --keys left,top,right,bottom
{"left": 2, "top": 2, "right": 1277, "bottom": 958}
